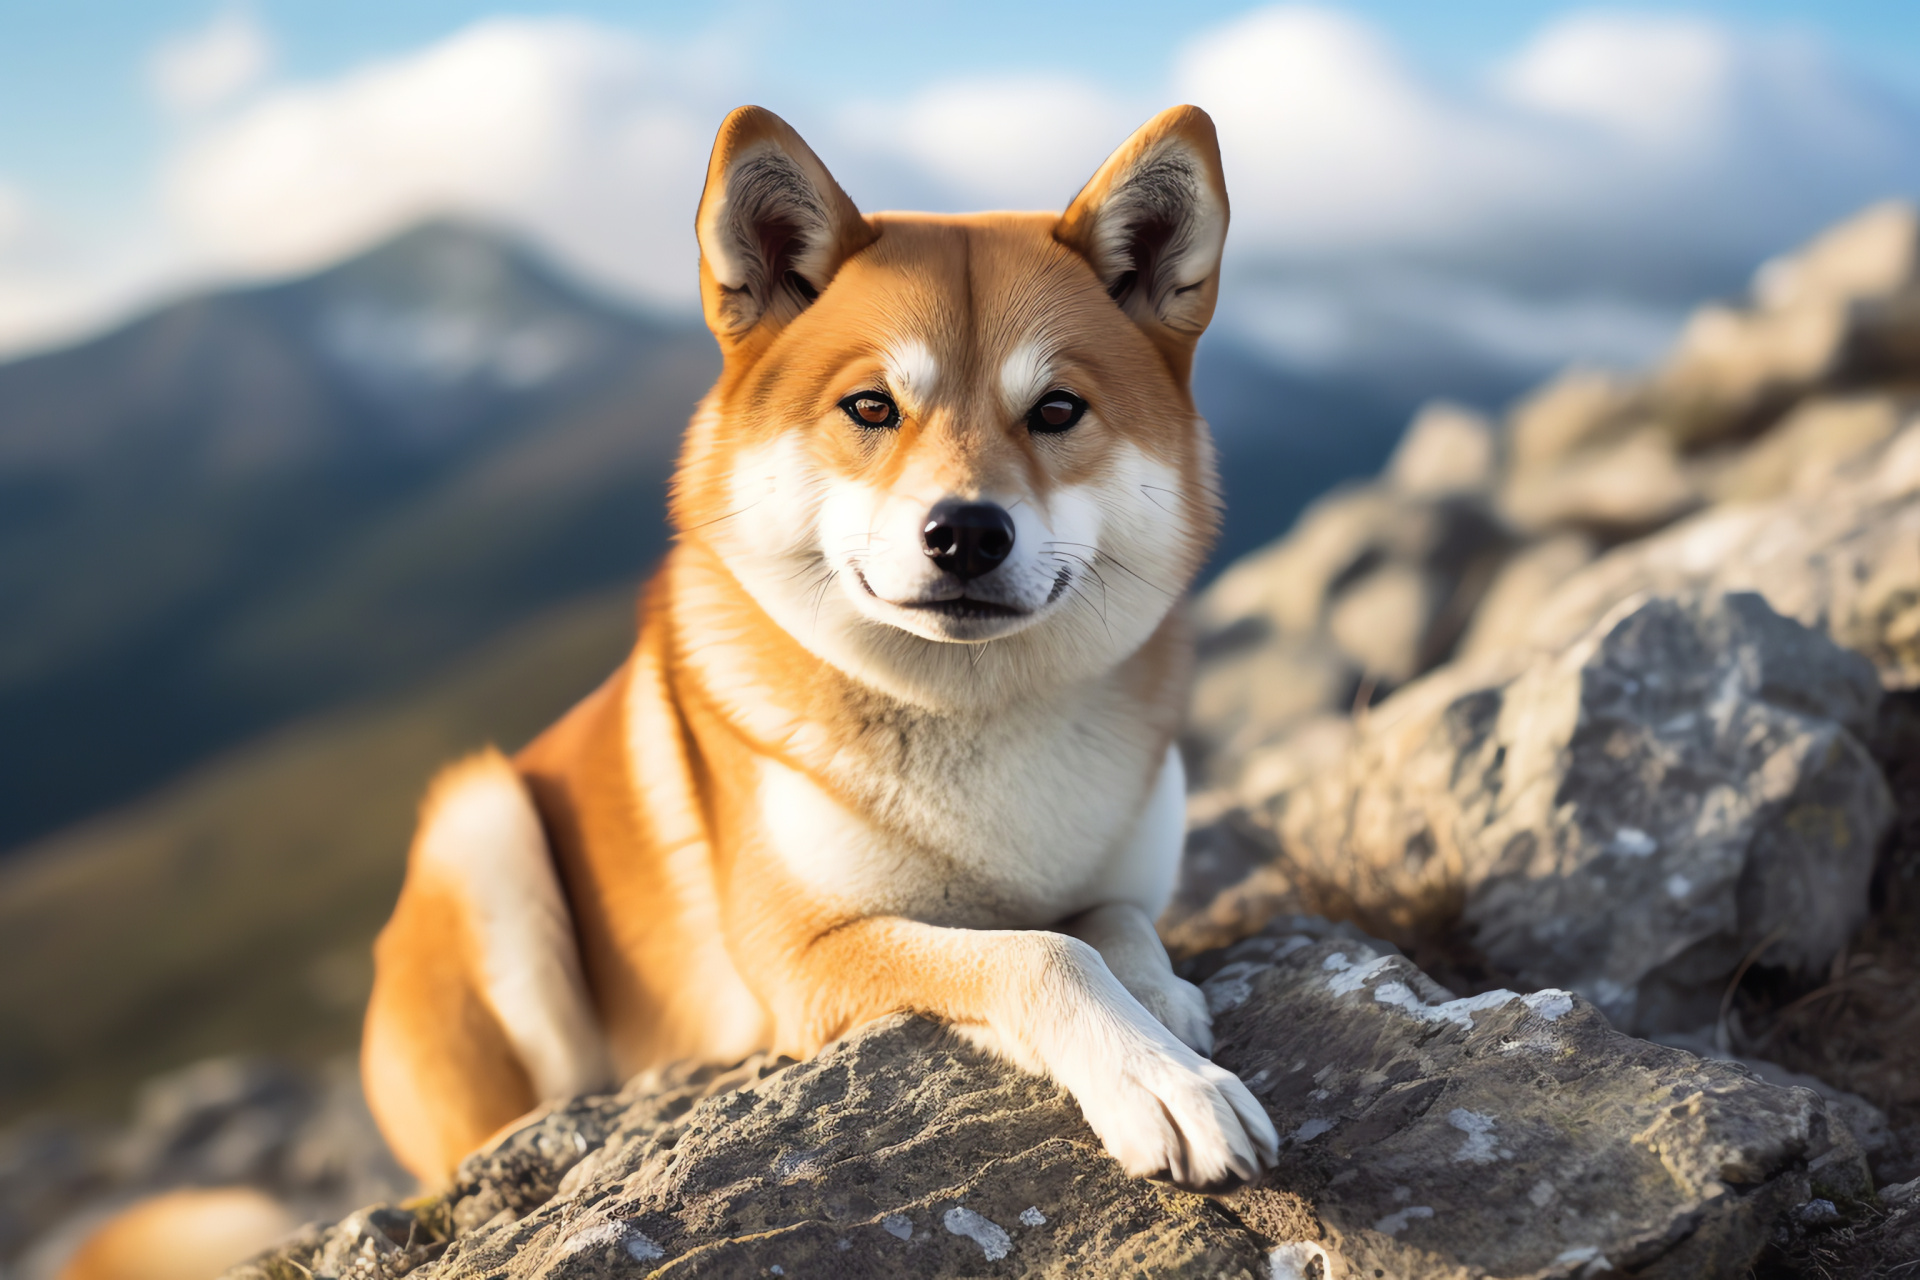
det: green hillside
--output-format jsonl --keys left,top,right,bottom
{"left": 0, "top": 586, "right": 636, "bottom": 1123}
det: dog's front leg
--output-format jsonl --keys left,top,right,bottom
{"left": 1061, "top": 902, "right": 1213, "bottom": 1054}
{"left": 781, "top": 915, "right": 1277, "bottom": 1190}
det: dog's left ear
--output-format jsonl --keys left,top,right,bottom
{"left": 1056, "top": 105, "right": 1228, "bottom": 380}
{"left": 696, "top": 106, "right": 875, "bottom": 349}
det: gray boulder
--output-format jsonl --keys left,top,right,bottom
{"left": 1171, "top": 592, "right": 1892, "bottom": 1036}
{"left": 1699, "top": 394, "right": 1907, "bottom": 506}
{"left": 227, "top": 920, "right": 1870, "bottom": 1280}
{"left": 1511, "top": 423, "right": 1920, "bottom": 689}
{"left": 1385, "top": 401, "right": 1498, "bottom": 498}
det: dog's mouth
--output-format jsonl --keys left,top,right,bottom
{"left": 899, "top": 596, "right": 1026, "bottom": 620}
{"left": 852, "top": 567, "right": 1066, "bottom": 622}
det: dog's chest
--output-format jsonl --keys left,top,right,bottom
{"left": 759, "top": 689, "right": 1165, "bottom": 927}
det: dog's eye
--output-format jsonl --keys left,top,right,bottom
{"left": 1026, "top": 390, "right": 1087, "bottom": 434}
{"left": 839, "top": 392, "right": 899, "bottom": 430}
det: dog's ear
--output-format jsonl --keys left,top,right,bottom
{"left": 695, "top": 106, "right": 874, "bottom": 346}
{"left": 1056, "top": 105, "right": 1228, "bottom": 379}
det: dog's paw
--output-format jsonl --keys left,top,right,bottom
{"left": 1072, "top": 1033, "right": 1279, "bottom": 1191}
{"left": 1126, "top": 973, "right": 1214, "bottom": 1055}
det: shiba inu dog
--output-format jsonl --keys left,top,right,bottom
{"left": 361, "top": 102, "right": 1279, "bottom": 1195}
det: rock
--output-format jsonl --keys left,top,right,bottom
{"left": 1386, "top": 402, "right": 1497, "bottom": 497}
{"left": 106, "top": 1056, "right": 407, "bottom": 1212}
{"left": 1498, "top": 426, "right": 1701, "bottom": 538}
{"left": 113, "top": 1058, "right": 311, "bottom": 1188}
{"left": 1653, "top": 1030, "right": 1894, "bottom": 1160}
{"left": 1515, "top": 422, "right": 1920, "bottom": 687}
{"left": 1177, "top": 592, "right": 1892, "bottom": 1035}
{"left": 1324, "top": 562, "right": 1439, "bottom": 684}
{"left": 1489, "top": 206, "right": 1920, "bottom": 472}
{"left": 227, "top": 920, "right": 1872, "bottom": 1280}
{"left": 1652, "top": 202, "right": 1920, "bottom": 446}
{"left": 1454, "top": 533, "right": 1595, "bottom": 663}
{"left": 1506, "top": 368, "right": 1642, "bottom": 472}
{"left": 0, "top": 1118, "right": 111, "bottom": 1274}
{"left": 1653, "top": 299, "right": 1853, "bottom": 445}
{"left": 1197, "top": 485, "right": 1400, "bottom": 639}
{"left": 1752, "top": 201, "right": 1920, "bottom": 315}
{"left": 1701, "top": 394, "right": 1907, "bottom": 505}
{"left": 1186, "top": 631, "right": 1354, "bottom": 790}
{"left": 1189, "top": 483, "right": 1511, "bottom": 779}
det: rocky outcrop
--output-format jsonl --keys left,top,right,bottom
{"left": 230, "top": 919, "right": 1872, "bottom": 1279}
{"left": 1179, "top": 203, "right": 1920, "bottom": 1043}
{"left": 1169, "top": 591, "right": 1894, "bottom": 1037}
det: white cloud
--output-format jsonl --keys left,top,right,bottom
{"left": 837, "top": 78, "right": 1134, "bottom": 211}
{"left": 149, "top": 6, "right": 274, "bottom": 114}
{"left": 1169, "top": 6, "right": 1920, "bottom": 372}
{"left": 1497, "top": 12, "right": 1733, "bottom": 143}
{"left": 805, "top": 7, "right": 1920, "bottom": 375}
{"left": 163, "top": 19, "right": 730, "bottom": 303}
{"left": 4, "top": 5, "right": 1919, "bottom": 380}
{"left": 0, "top": 182, "right": 186, "bottom": 357}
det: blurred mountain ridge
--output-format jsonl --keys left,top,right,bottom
{"left": 0, "top": 220, "right": 722, "bottom": 853}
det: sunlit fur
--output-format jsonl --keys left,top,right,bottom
{"left": 361, "top": 102, "right": 1280, "bottom": 1194}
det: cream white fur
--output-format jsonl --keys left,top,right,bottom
{"left": 755, "top": 734, "right": 1178, "bottom": 928}
{"left": 883, "top": 339, "right": 939, "bottom": 406}
{"left": 997, "top": 340, "right": 1058, "bottom": 416}
{"left": 415, "top": 756, "right": 612, "bottom": 1102}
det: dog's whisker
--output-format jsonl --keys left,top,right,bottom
{"left": 1044, "top": 540, "right": 1172, "bottom": 598}
{"left": 681, "top": 496, "right": 764, "bottom": 534}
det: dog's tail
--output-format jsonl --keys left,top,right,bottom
{"left": 56, "top": 1187, "right": 296, "bottom": 1280}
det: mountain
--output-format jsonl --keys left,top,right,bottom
{"left": 0, "top": 222, "right": 719, "bottom": 852}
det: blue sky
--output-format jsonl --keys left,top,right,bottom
{"left": 2, "top": 1, "right": 1918, "bottom": 374}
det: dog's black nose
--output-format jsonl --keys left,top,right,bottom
{"left": 922, "top": 501, "right": 1015, "bottom": 580}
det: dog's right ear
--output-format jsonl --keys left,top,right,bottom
{"left": 1056, "top": 106, "right": 1228, "bottom": 383}
{"left": 695, "top": 106, "right": 874, "bottom": 347}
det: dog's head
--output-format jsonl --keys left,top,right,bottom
{"left": 672, "top": 106, "right": 1227, "bottom": 708}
